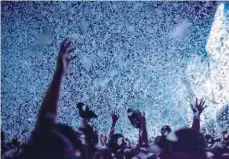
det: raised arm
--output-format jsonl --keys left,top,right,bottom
{"left": 191, "top": 98, "right": 208, "bottom": 132}
{"left": 109, "top": 112, "right": 119, "bottom": 139}
{"left": 138, "top": 112, "right": 149, "bottom": 147}
{"left": 36, "top": 38, "right": 76, "bottom": 128}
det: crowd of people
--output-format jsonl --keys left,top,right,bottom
{"left": 1, "top": 38, "right": 229, "bottom": 159}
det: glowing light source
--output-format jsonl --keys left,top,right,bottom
{"left": 206, "top": 3, "right": 229, "bottom": 110}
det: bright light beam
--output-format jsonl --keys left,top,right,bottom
{"left": 206, "top": 3, "right": 229, "bottom": 111}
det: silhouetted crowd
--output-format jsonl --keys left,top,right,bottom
{"left": 1, "top": 38, "right": 229, "bottom": 159}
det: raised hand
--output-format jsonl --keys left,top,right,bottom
{"left": 77, "top": 102, "right": 97, "bottom": 120}
{"left": 100, "top": 134, "right": 108, "bottom": 147}
{"left": 109, "top": 110, "right": 119, "bottom": 139}
{"left": 112, "top": 111, "right": 119, "bottom": 123}
{"left": 137, "top": 111, "right": 146, "bottom": 124}
{"left": 37, "top": 38, "right": 76, "bottom": 132}
{"left": 136, "top": 111, "right": 149, "bottom": 146}
{"left": 56, "top": 38, "right": 76, "bottom": 74}
{"left": 127, "top": 108, "right": 142, "bottom": 129}
{"left": 191, "top": 98, "right": 208, "bottom": 117}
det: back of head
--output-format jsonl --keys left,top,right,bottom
{"left": 171, "top": 128, "right": 206, "bottom": 151}
{"left": 19, "top": 124, "right": 84, "bottom": 159}
{"left": 168, "top": 128, "right": 207, "bottom": 159}
{"left": 127, "top": 108, "right": 141, "bottom": 128}
{"left": 205, "top": 134, "right": 215, "bottom": 148}
{"left": 155, "top": 135, "right": 171, "bottom": 151}
{"left": 108, "top": 133, "right": 126, "bottom": 153}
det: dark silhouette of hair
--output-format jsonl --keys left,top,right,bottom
{"left": 169, "top": 128, "right": 207, "bottom": 159}
{"left": 107, "top": 133, "right": 126, "bottom": 153}
{"left": 18, "top": 124, "right": 84, "bottom": 159}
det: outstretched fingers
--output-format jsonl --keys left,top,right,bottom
{"left": 70, "top": 55, "right": 77, "bottom": 61}
{"left": 62, "top": 37, "right": 69, "bottom": 46}
{"left": 203, "top": 105, "right": 208, "bottom": 110}
{"left": 61, "top": 38, "right": 70, "bottom": 49}
{"left": 68, "top": 47, "right": 76, "bottom": 54}
{"left": 60, "top": 38, "right": 76, "bottom": 54}
{"left": 201, "top": 100, "right": 205, "bottom": 107}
